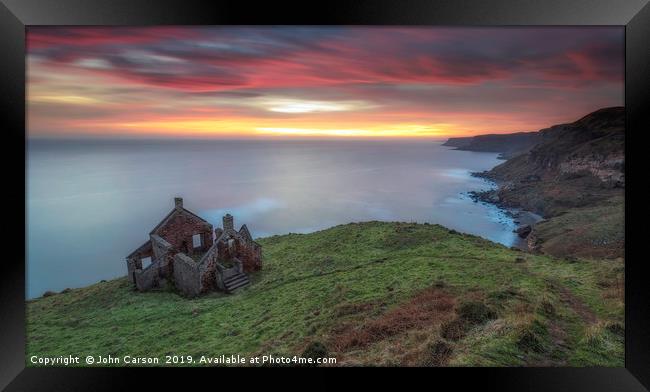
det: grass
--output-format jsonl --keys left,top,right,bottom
{"left": 26, "top": 221, "right": 624, "bottom": 367}
{"left": 532, "top": 195, "right": 624, "bottom": 259}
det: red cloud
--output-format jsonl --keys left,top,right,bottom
{"left": 27, "top": 27, "right": 623, "bottom": 92}
{"left": 27, "top": 27, "right": 201, "bottom": 50}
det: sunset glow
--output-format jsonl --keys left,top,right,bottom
{"left": 27, "top": 27, "right": 623, "bottom": 139}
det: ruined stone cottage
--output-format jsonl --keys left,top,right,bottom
{"left": 126, "top": 197, "right": 262, "bottom": 297}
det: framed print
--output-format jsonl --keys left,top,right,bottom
{"left": 1, "top": 0, "right": 648, "bottom": 390}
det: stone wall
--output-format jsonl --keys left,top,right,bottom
{"left": 172, "top": 253, "right": 201, "bottom": 297}
{"left": 134, "top": 262, "right": 160, "bottom": 291}
{"left": 126, "top": 241, "right": 153, "bottom": 284}
{"left": 151, "top": 234, "right": 173, "bottom": 259}
{"left": 151, "top": 234, "right": 174, "bottom": 277}
{"left": 126, "top": 259, "right": 138, "bottom": 284}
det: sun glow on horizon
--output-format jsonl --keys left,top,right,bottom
{"left": 104, "top": 119, "right": 454, "bottom": 138}
{"left": 256, "top": 124, "right": 449, "bottom": 137}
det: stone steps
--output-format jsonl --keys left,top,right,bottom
{"left": 224, "top": 273, "right": 250, "bottom": 293}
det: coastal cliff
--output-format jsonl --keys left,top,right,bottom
{"left": 467, "top": 107, "right": 624, "bottom": 259}
{"left": 443, "top": 132, "right": 540, "bottom": 159}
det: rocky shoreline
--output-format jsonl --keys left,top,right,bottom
{"left": 467, "top": 173, "right": 543, "bottom": 251}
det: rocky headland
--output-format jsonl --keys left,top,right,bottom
{"left": 460, "top": 107, "right": 624, "bottom": 259}
{"left": 443, "top": 131, "right": 540, "bottom": 159}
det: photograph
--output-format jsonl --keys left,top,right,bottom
{"left": 23, "top": 25, "right": 627, "bottom": 368}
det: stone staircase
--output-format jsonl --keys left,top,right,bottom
{"left": 223, "top": 272, "right": 250, "bottom": 293}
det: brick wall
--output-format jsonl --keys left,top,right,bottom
{"left": 198, "top": 245, "right": 219, "bottom": 292}
{"left": 235, "top": 239, "right": 262, "bottom": 273}
{"left": 156, "top": 211, "right": 213, "bottom": 256}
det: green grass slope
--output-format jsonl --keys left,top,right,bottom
{"left": 27, "top": 222, "right": 624, "bottom": 367}
{"left": 530, "top": 195, "right": 624, "bottom": 259}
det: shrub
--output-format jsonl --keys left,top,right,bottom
{"left": 302, "top": 341, "right": 328, "bottom": 358}
{"left": 334, "top": 302, "right": 376, "bottom": 317}
{"left": 42, "top": 291, "right": 56, "bottom": 297}
{"left": 489, "top": 287, "right": 519, "bottom": 302}
{"left": 333, "top": 289, "right": 456, "bottom": 351}
{"left": 606, "top": 322, "right": 625, "bottom": 337}
{"left": 440, "top": 319, "right": 466, "bottom": 341}
{"left": 439, "top": 301, "right": 496, "bottom": 342}
{"left": 458, "top": 301, "right": 497, "bottom": 325}
{"left": 517, "top": 331, "right": 544, "bottom": 353}
{"left": 537, "top": 297, "right": 556, "bottom": 317}
{"left": 516, "top": 319, "right": 548, "bottom": 353}
{"left": 583, "top": 324, "right": 607, "bottom": 347}
{"left": 301, "top": 341, "right": 329, "bottom": 367}
{"left": 423, "top": 340, "right": 453, "bottom": 366}
{"left": 61, "top": 288, "right": 72, "bottom": 294}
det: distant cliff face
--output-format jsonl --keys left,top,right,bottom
{"left": 442, "top": 137, "right": 474, "bottom": 148}
{"left": 443, "top": 132, "right": 540, "bottom": 159}
{"left": 472, "top": 107, "right": 624, "bottom": 259}
{"left": 487, "top": 107, "right": 624, "bottom": 195}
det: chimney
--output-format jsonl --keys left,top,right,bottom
{"left": 223, "top": 214, "right": 234, "bottom": 230}
{"left": 174, "top": 197, "right": 183, "bottom": 211}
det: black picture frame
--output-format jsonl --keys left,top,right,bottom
{"left": 1, "top": 0, "right": 648, "bottom": 390}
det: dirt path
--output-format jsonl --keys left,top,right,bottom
{"left": 534, "top": 279, "right": 598, "bottom": 366}
{"left": 551, "top": 282, "right": 598, "bottom": 325}
{"left": 516, "top": 263, "right": 599, "bottom": 366}
{"left": 534, "top": 320, "right": 570, "bottom": 367}
{"left": 517, "top": 263, "right": 598, "bottom": 326}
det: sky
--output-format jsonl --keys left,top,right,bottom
{"left": 27, "top": 26, "right": 623, "bottom": 139}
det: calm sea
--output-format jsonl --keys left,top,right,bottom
{"left": 27, "top": 138, "right": 518, "bottom": 299}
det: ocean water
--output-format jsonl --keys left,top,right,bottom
{"left": 27, "top": 139, "right": 518, "bottom": 299}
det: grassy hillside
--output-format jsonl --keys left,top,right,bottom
{"left": 529, "top": 195, "right": 624, "bottom": 259}
{"left": 27, "top": 222, "right": 624, "bottom": 367}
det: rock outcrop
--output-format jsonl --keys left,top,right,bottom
{"left": 516, "top": 225, "right": 532, "bottom": 239}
